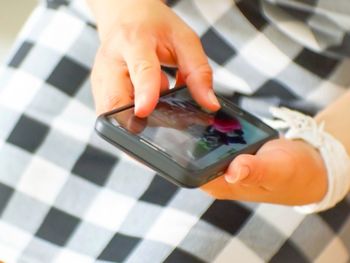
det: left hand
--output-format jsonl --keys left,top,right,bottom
{"left": 202, "top": 138, "right": 328, "bottom": 206}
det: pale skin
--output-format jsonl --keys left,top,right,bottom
{"left": 87, "top": 0, "right": 350, "bottom": 206}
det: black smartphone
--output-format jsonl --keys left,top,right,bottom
{"left": 95, "top": 87, "right": 278, "bottom": 188}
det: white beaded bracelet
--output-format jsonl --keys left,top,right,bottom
{"left": 269, "top": 107, "right": 350, "bottom": 214}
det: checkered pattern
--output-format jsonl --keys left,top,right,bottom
{"left": 1, "top": 0, "right": 350, "bottom": 262}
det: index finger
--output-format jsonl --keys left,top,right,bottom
{"left": 173, "top": 30, "right": 220, "bottom": 112}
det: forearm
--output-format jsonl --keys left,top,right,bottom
{"left": 316, "top": 90, "right": 350, "bottom": 155}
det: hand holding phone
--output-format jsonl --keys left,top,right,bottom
{"left": 95, "top": 87, "right": 278, "bottom": 187}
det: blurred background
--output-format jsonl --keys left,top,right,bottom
{"left": 0, "top": 0, "right": 37, "bottom": 62}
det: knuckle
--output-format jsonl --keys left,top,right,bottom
{"left": 98, "top": 23, "right": 152, "bottom": 59}
{"left": 196, "top": 63, "right": 213, "bottom": 76}
{"left": 99, "top": 32, "right": 137, "bottom": 60}
{"left": 186, "top": 63, "right": 213, "bottom": 81}
{"left": 132, "top": 60, "right": 156, "bottom": 75}
{"left": 94, "top": 49, "right": 128, "bottom": 74}
{"left": 115, "top": 60, "right": 129, "bottom": 73}
{"left": 99, "top": 29, "right": 129, "bottom": 59}
{"left": 104, "top": 94, "right": 124, "bottom": 111}
{"left": 99, "top": 40, "right": 118, "bottom": 60}
{"left": 117, "top": 23, "right": 150, "bottom": 47}
{"left": 252, "top": 172, "right": 264, "bottom": 186}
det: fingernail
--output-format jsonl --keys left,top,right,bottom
{"left": 208, "top": 89, "right": 220, "bottom": 108}
{"left": 225, "top": 165, "right": 250, "bottom": 184}
{"left": 135, "top": 93, "right": 147, "bottom": 116}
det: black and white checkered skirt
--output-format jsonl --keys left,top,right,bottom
{"left": 1, "top": 0, "right": 350, "bottom": 262}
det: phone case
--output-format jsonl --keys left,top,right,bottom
{"left": 95, "top": 87, "right": 279, "bottom": 188}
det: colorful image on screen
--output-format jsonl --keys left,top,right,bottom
{"left": 109, "top": 88, "right": 268, "bottom": 169}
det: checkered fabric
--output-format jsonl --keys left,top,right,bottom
{"left": 1, "top": 0, "right": 350, "bottom": 262}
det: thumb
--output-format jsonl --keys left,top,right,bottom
{"left": 224, "top": 149, "right": 295, "bottom": 189}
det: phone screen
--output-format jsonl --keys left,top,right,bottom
{"left": 108, "top": 88, "right": 269, "bottom": 170}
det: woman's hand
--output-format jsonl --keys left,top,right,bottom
{"left": 88, "top": 0, "right": 220, "bottom": 116}
{"left": 202, "top": 138, "right": 328, "bottom": 206}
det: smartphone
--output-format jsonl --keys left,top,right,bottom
{"left": 95, "top": 87, "right": 278, "bottom": 188}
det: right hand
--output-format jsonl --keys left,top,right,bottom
{"left": 89, "top": 0, "right": 220, "bottom": 116}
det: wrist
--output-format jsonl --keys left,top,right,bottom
{"left": 86, "top": 0, "right": 166, "bottom": 40}
{"left": 87, "top": 0, "right": 125, "bottom": 40}
{"left": 271, "top": 107, "right": 350, "bottom": 213}
{"left": 314, "top": 90, "right": 350, "bottom": 155}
